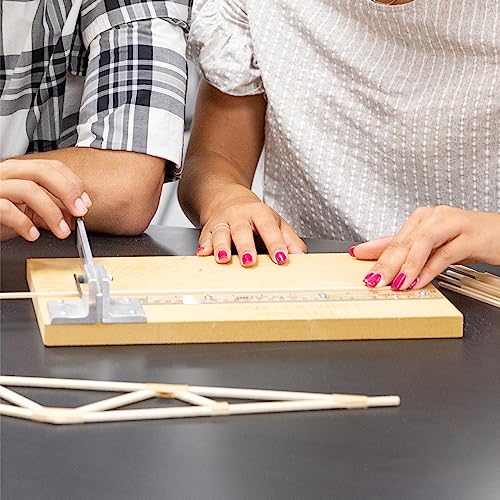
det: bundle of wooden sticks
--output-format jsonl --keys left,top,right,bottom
{"left": 438, "top": 265, "right": 500, "bottom": 309}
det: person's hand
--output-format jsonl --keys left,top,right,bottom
{"left": 196, "top": 185, "right": 307, "bottom": 266}
{"left": 0, "top": 159, "right": 92, "bottom": 242}
{"left": 350, "top": 206, "right": 500, "bottom": 290}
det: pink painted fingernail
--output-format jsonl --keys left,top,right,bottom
{"left": 363, "top": 272, "right": 374, "bottom": 283}
{"left": 275, "top": 251, "right": 287, "bottom": 264}
{"left": 408, "top": 277, "right": 420, "bottom": 289}
{"left": 365, "top": 273, "right": 382, "bottom": 288}
{"left": 242, "top": 253, "right": 253, "bottom": 265}
{"left": 349, "top": 246, "right": 356, "bottom": 257}
{"left": 196, "top": 246, "right": 204, "bottom": 254}
{"left": 217, "top": 249, "right": 228, "bottom": 261}
{"left": 391, "top": 273, "right": 406, "bottom": 291}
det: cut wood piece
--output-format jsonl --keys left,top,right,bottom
{"left": 27, "top": 253, "right": 463, "bottom": 346}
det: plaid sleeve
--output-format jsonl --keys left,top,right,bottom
{"left": 76, "top": 1, "right": 191, "bottom": 180}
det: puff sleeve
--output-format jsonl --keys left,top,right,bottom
{"left": 188, "top": 0, "right": 264, "bottom": 96}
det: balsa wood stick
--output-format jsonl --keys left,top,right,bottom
{"left": 0, "top": 376, "right": 149, "bottom": 393}
{"left": 0, "top": 285, "right": 372, "bottom": 301}
{"left": 0, "top": 376, "right": 384, "bottom": 403}
{"left": 438, "top": 282, "right": 500, "bottom": 309}
{"left": 0, "top": 291, "right": 79, "bottom": 300}
{"left": 0, "top": 385, "right": 43, "bottom": 409}
{"left": 444, "top": 272, "right": 500, "bottom": 297}
{"left": 76, "top": 389, "right": 157, "bottom": 413}
{"left": 0, "top": 403, "right": 36, "bottom": 421}
{"left": 449, "top": 265, "right": 500, "bottom": 289}
{"left": 76, "top": 397, "right": 401, "bottom": 425}
{"left": 174, "top": 391, "right": 218, "bottom": 407}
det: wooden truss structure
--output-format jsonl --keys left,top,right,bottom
{"left": 0, "top": 376, "right": 400, "bottom": 425}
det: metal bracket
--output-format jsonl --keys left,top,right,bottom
{"left": 47, "top": 219, "right": 146, "bottom": 325}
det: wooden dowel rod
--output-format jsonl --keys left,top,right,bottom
{"left": 438, "top": 282, "right": 500, "bottom": 309}
{"left": 439, "top": 278, "right": 500, "bottom": 303}
{"left": 0, "top": 403, "right": 35, "bottom": 421}
{"left": 0, "top": 291, "right": 79, "bottom": 300}
{"left": 0, "top": 385, "right": 43, "bottom": 409}
{"left": 0, "top": 376, "right": 146, "bottom": 393}
{"left": 76, "top": 389, "right": 157, "bottom": 413}
{"left": 190, "top": 386, "right": 369, "bottom": 402}
{"left": 76, "top": 397, "right": 400, "bottom": 424}
{"left": 1, "top": 284, "right": 377, "bottom": 301}
{"left": 174, "top": 391, "right": 218, "bottom": 407}
{"left": 0, "top": 376, "right": 376, "bottom": 402}
{"left": 449, "top": 266, "right": 500, "bottom": 287}
{"left": 442, "top": 273, "right": 500, "bottom": 298}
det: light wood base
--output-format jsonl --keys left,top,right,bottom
{"left": 26, "top": 254, "right": 463, "bottom": 346}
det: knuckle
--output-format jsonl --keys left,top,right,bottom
{"left": 387, "top": 237, "right": 413, "bottom": 251}
{"left": 0, "top": 198, "right": 13, "bottom": 212}
{"left": 403, "top": 256, "right": 422, "bottom": 272}
{"left": 432, "top": 245, "right": 453, "bottom": 262}
{"left": 375, "top": 260, "right": 400, "bottom": 275}
{"left": 259, "top": 221, "right": 281, "bottom": 235}
{"left": 48, "top": 160, "right": 66, "bottom": 170}
{"left": 412, "top": 206, "right": 430, "bottom": 218}
{"left": 433, "top": 205, "right": 453, "bottom": 218}
{"left": 230, "top": 223, "right": 252, "bottom": 236}
{"left": 419, "top": 231, "right": 436, "bottom": 243}
{"left": 25, "top": 180, "right": 40, "bottom": 195}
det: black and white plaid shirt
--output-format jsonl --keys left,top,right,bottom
{"left": 0, "top": 0, "right": 191, "bottom": 180}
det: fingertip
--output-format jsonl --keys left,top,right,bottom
{"left": 81, "top": 192, "right": 92, "bottom": 208}
{"left": 216, "top": 248, "right": 231, "bottom": 264}
{"left": 273, "top": 250, "right": 288, "bottom": 265}
{"left": 28, "top": 226, "right": 40, "bottom": 241}
{"left": 73, "top": 197, "right": 88, "bottom": 216}
{"left": 241, "top": 252, "right": 255, "bottom": 267}
{"left": 196, "top": 242, "right": 213, "bottom": 256}
{"left": 348, "top": 245, "right": 357, "bottom": 258}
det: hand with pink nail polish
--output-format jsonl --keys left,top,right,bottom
{"left": 352, "top": 206, "right": 500, "bottom": 290}
{"left": 0, "top": 158, "right": 90, "bottom": 242}
{"left": 190, "top": 184, "right": 307, "bottom": 267}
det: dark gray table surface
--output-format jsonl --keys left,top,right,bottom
{"left": 1, "top": 226, "right": 499, "bottom": 500}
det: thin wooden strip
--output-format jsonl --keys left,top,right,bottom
{"left": 76, "top": 389, "right": 157, "bottom": 413}
{"left": 443, "top": 272, "right": 500, "bottom": 298}
{"left": 449, "top": 266, "right": 500, "bottom": 288}
{"left": 0, "top": 385, "right": 43, "bottom": 409}
{"left": 438, "top": 282, "right": 500, "bottom": 309}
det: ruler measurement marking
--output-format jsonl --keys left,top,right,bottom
{"left": 136, "top": 289, "right": 439, "bottom": 306}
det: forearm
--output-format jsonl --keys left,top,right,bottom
{"left": 179, "top": 81, "right": 266, "bottom": 227}
{"left": 18, "top": 147, "right": 165, "bottom": 235}
{"left": 180, "top": 150, "right": 258, "bottom": 227}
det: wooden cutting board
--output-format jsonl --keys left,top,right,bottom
{"left": 27, "top": 253, "right": 463, "bottom": 346}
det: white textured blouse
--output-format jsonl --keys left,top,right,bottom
{"left": 188, "top": 0, "right": 500, "bottom": 240}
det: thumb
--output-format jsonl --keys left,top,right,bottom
{"left": 352, "top": 236, "right": 393, "bottom": 260}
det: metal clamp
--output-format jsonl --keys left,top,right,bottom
{"left": 47, "top": 218, "right": 146, "bottom": 325}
